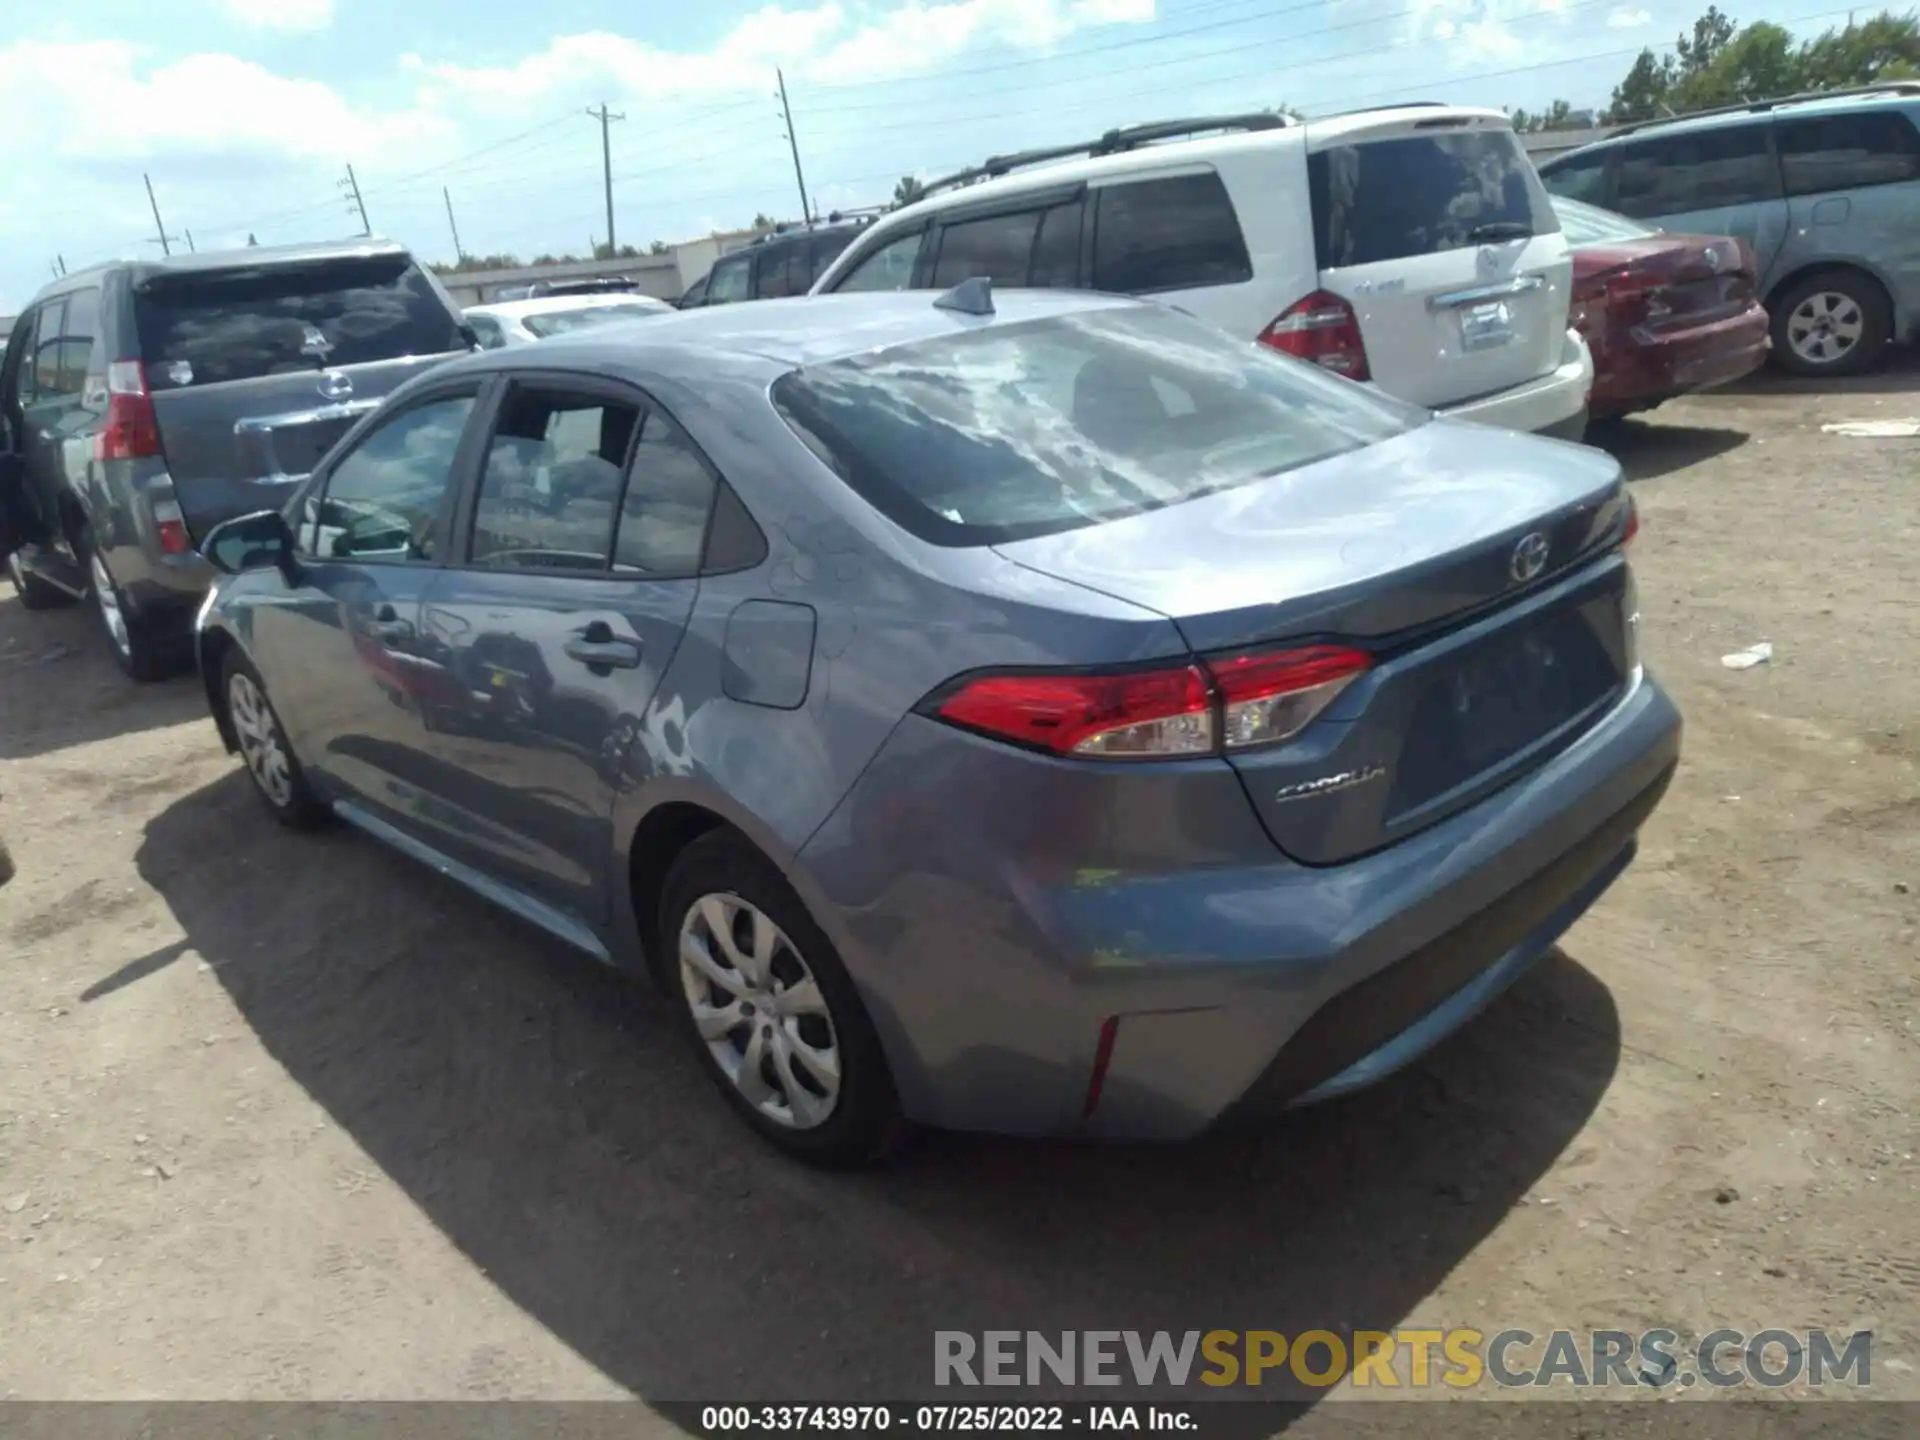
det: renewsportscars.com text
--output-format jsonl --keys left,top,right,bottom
{"left": 934, "top": 1328, "right": 1873, "bottom": 1390}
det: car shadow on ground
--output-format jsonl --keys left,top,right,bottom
{"left": 1589, "top": 417, "right": 1748, "bottom": 484}
{"left": 0, "top": 589, "right": 206, "bottom": 761}
{"left": 134, "top": 771, "right": 1623, "bottom": 1414}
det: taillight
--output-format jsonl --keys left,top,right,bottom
{"left": 94, "top": 361, "right": 162, "bottom": 462}
{"left": 1209, "top": 644, "right": 1372, "bottom": 750}
{"left": 1622, "top": 492, "right": 1639, "bottom": 549}
{"left": 151, "top": 496, "right": 192, "bottom": 556}
{"left": 1258, "top": 291, "right": 1370, "bottom": 380}
{"left": 929, "top": 644, "right": 1372, "bottom": 760}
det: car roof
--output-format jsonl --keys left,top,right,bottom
{"left": 467, "top": 294, "right": 670, "bottom": 320}
{"left": 1549, "top": 87, "right": 1920, "bottom": 157}
{"left": 46, "top": 238, "right": 414, "bottom": 294}
{"left": 434, "top": 288, "right": 1140, "bottom": 379}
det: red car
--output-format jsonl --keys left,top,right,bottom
{"left": 1553, "top": 197, "right": 1770, "bottom": 423}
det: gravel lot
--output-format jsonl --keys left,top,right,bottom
{"left": 1, "top": 364, "right": 1915, "bottom": 1422}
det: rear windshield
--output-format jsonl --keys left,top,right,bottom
{"left": 1551, "top": 196, "right": 1660, "bottom": 248}
{"left": 1308, "top": 127, "right": 1559, "bottom": 269}
{"left": 523, "top": 303, "right": 665, "bottom": 337}
{"left": 135, "top": 257, "right": 464, "bottom": 390}
{"left": 772, "top": 305, "right": 1423, "bottom": 547}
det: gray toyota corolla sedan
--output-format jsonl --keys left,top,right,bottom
{"left": 192, "top": 286, "right": 1680, "bottom": 1165}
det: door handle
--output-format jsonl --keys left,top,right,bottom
{"left": 564, "top": 621, "right": 642, "bottom": 670}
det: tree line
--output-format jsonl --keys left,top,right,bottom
{"left": 1511, "top": 6, "right": 1920, "bottom": 130}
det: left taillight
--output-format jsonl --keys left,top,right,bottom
{"left": 928, "top": 644, "right": 1372, "bottom": 760}
{"left": 94, "top": 360, "right": 162, "bottom": 462}
{"left": 151, "top": 496, "right": 192, "bottom": 555}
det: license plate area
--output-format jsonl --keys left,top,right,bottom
{"left": 1460, "top": 300, "right": 1515, "bottom": 351}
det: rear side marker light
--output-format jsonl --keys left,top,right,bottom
{"left": 930, "top": 644, "right": 1373, "bottom": 760}
{"left": 1622, "top": 493, "right": 1640, "bottom": 549}
{"left": 1258, "top": 291, "right": 1371, "bottom": 381}
{"left": 1083, "top": 1016, "right": 1120, "bottom": 1119}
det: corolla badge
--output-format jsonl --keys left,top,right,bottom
{"left": 1273, "top": 764, "right": 1386, "bottom": 804}
{"left": 1510, "top": 530, "right": 1551, "bottom": 584}
{"left": 317, "top": 370, "right": 353, "bottom": 401}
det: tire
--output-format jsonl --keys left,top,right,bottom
{"left": 659, "top": 830, "right": 903, "bottom": 1167}
{"left": 221, "top": 650, "right": 326, "bottom": 829}
{"left": 1770, "top": 269, "right": 1892, "bottom": 378}
{"left": 6, "top": 550, "right": 73, "bottom": 611}
{"left": 84, "top": 546, "right": 170, "bottom": 682}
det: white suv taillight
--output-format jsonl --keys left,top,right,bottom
{"left": 150, "top": 495, "right": 192, "bottom": 556}
{"left": 1258, "top": 291, "right": 1371, "bottom": 381}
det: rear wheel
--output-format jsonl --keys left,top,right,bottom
{"left": 86, "top": 549, "right": 170, "bottom": 682}
{"left": 6, "top": 550, "right": 72, "bottom": 611}
{"left": 1771, "top": 270, "right": 1891, "bottom": 377}
{"left": 660, "top": 831, "right": 903, "bottom": 1167}
{"left": 223, "top": 652, "right": 325, "bottom": 829}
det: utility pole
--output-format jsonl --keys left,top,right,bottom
{"left": 340, "top": 164, "right": 371, "bottom": 236}
{"left": 443, "top": 186, "right": 464, "bottom": 261}
{"left": 777, "top": 69, "right": 813, "bottom": 223}
{"left": 585, "top": 103, "right": 626, "bottom": 253}
{"left": 144, "top": 173, "right": 172, "bottom": 256}
{"left": 184, "top": 229, "right": 196, "bottom": 254}
{"left": 56, "top": 254, "right": 67, "bottom": 276}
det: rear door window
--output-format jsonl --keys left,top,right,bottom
{"left": 1030, "top": 203, "right": 1084, "bottom": 287}
{"left": 807, "top": 230, "right": 857, "bottom": 286}
{"left": 1777, "top": 110, "right": 1920, "bottom": 196}
{"left": 1091, "top": 173, "right": 1251, "bottom": 292}
{"left": 28, "top": 301, "right": 65, "bottom": 402}
{"left": 57, "top": 288, "right": 100, "bottom": 397}
{"left": 135, "top": 258, "right": 464, "bottom": 391}
{"left": 1611, "top": 124, "right": 1780, "bottom": 219}
{"left": 755, "top": 244, "right": 810, "bottom": 299}
{"left": 614, "top": 410, "right": 716, "bottom": 576}
{"left": 932, "top": 209, "right": 1046, "bottom": 288}
{"left": 470, "top": 386, "right": 637, "bottom": 570}
{"left": 1308, "top": 128, "right": 1558, "bottom": 268}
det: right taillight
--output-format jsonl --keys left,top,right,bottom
{"left": 1622, "top": 492, "right": 1640, "bottom": 549}
{"left": 94, "top": 360, "right": 162, "bottom": 462}
{"left": 928, "top": 644, "right": 1372, "bottom": 760}
{"left": 1258, "top": 291, "right": 1370, "bottom": 380}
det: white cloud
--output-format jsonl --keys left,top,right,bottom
{"left": 221, "top": 0, "right": 335, "bottom": 32}
{"left": 412, "top": 0, "right": 1158, "bottom": 101}
{"left": 1606, "top": 7, "right": 1652, "bottom": 27}
{"left": 0, "top": 41, "right": 445, "bottom": 163}
{"left": 1403, "top": 0, "right": 1566, "bottom": 64}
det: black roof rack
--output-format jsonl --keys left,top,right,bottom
{"left": 1606, "top": 81, "right": 1920, "bottom": 138}
{"left": 921, "top": 112, "right": 1294, "bottom": 198}
{"left": 750, "top": 209, "right": 882, "bottom": 245}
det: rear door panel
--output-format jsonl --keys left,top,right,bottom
{"left": 1307, "top": 118, "right": 1573, "bottom": 407}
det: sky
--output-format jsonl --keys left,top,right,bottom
{"left": 0, "top": 0, "right": 1862, "bottom": 312}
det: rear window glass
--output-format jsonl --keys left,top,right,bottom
{"left": 1091, "top": 173, "right": 1251, "bottom": 293}
{"left": 136, "top": 258, "right": 463, "bottom": 390}
{"left": 522, "top": 302, "right": 665, "bottom": 337}
{"left": 1777, "top": 110, "right": 1920, "bottom": 196}
{"left": 1539, "top": 147, "right": 1611, "bottom": 205}
{"left": 1550, "top": 196, "right": 1660, "bottom": 247}
{"left": 772, "top": 305, "right": 1421, "bottom": 547}
{"left": 1309, "top": 128, "right": 1558, "bottom": 268}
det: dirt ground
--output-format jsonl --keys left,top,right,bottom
{"left": 0, "top": 360, "right": 1915, "bottom": 1425}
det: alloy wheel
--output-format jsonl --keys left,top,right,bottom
{"left": 1786, "top": 291, "right": 1864, "bottom": 367}
{"left": 90, "top": 555, "right": 130, "bottom": 658}
{"left": 678, "top": 893, "right": 842, "bottom": 1129}
{"left": 228, "top": 671, "right": 295, "bottom": 808}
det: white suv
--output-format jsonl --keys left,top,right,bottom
{"left": 811, "top": 109, "right": 1593, "bottom": 437}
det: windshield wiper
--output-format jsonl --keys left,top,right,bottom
{"left": 1467, "top": 222, "right": 1533, "bottom": 243}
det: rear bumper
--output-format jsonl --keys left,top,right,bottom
{"left": 799, "top": 669, "right": 1682, "bottom": 1140}
{"left": 1589, "top": 303, "right": 1770, "bottom": 415}
{"left": 1438, "top": 328, "right": 1593, "bottom": 437}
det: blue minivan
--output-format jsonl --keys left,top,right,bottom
{"left": 1538, "top": 83, "right": 1920, "bottom": 376}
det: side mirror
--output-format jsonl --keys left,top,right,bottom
{"left": 203, "top": 509, "right": 298, "bottom": 580}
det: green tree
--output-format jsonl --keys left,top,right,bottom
{"left": 752, "top": 212, "right": 776, "bottom": 229}
{"left": 891, "top": 175, "right": 927, "bottom": 208}
{"left": 1609, "top": 48, "right": 1677, "bottom": 121}
{"left": 649, "top": 239, "right": 671, "bottom": 255}
{"left": 1676, "top": 5, "right": 1739, "bottom": 79}
{"left": 1798, "top": 13, "right": 1920, "bottom": 88}
{"left": 1679, "top": 21, "right": 1800, "bottom": 107}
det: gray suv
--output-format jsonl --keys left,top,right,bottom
{"left": 0, "top": 240, "right": 472, "bottom": 679}
{"left": 1539, "top": 83, "right": 1920, "bottom": 376}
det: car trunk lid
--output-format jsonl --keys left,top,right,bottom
{"left": 132, "top": 252, "right": 469, "bottom": 540}
{"left": 1303, "top": 112, "right": 1574, "bottom": 408}
{"left": 993, "top": 420, "right": 1636, "bottom": 864}
{"left": 1571, "top": 232, "right": 1757, "bottom": 335}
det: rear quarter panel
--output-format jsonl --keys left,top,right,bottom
{"left": 1154, "top": 150, "right": 1318, "bottom": 341}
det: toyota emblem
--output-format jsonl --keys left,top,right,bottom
{"left": 1510, "top": 531, "right": 1551, "bottom": 584}
{"left": 317, "top": 370, "right": 353, "bottom": 401}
